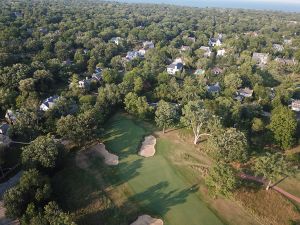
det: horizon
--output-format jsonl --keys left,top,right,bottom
{"left": 111, "top": 0, "right": 300, "bottom": 12}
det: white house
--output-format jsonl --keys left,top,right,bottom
{"left": 167, "top": 62, "right": 183, "bottom": 75}
{"left": 237, "top": 88, "right": 253, "bottom": 98}
{"left": 209, "top": 38, "right": 222, "bottom": 47}
{"left": 273, "top": 44, "right": 284, "bottom": 52}
{"left": 143, "top": 41, "right": 154, "bottom": 49}
{"left": 78, "top": 78, "right": 91, "bottom": 89}
{"left": 199, "top": 46, "right": 212, "bottom": 57}
{"left": 292, "top": 100, "right": 300, "bottom": 112}
{"left": 252, "top": 53, "right": 269, "bottom": 65}
{"left": 217, "top": 49, "right": 226, "bottom": 57}
{"left": 40, "top": 96, "right": 59, "bottom": 111}
{"left": 138, "top": 48, "right": 147, "bottom": 57}
{"left": 126, "top": 51, "right": 141, "bottom": 61}
{"left": 111, "top": 37, "right": 123, "bottom": 45}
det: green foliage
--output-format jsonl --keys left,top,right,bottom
{"left": 22, "top": 135, "right": 63, "bottom": 169}
{"left": 3, "top": 169, "right": 51, "bottom": 219}
{"left": 254, "top": 152, "right": 295, "bottom": 182}
{"left": 209, "top": 128, "right": 248, "bottom": 163}
{"left": 124, "top": 92, "right": 153, "bottom": 119}
{"left": 269, "top": 106, "right": 297, "bottom": 149}
{"left": 205, "top": 163, "right": 238, "bottom": 197}
{"left": 155, "top": 100, "right": 178, "bottom": 132}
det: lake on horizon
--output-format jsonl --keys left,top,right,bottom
{"left": 111, "top": 0, "right": 300, "bottom": 12}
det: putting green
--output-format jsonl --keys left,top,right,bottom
{"left": 103, "top": 113, "right": 224, "bottom": 225}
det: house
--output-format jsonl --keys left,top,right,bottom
{"left": 0, "top": 123, "right": 10, "bottom": 135}
{"left": 5, "top": 110, "right": 17, "bottom": 124}
{"left": 167, "top": 62, "right": 183, "bottom": 75}
{"left": 199, "top": 46, "right": 212, "bottom": 57}
{"left": 91, "top": 73, "right": 102, "bottom": 82}
{"left": 95, "top": 67, "right": 102, "bottom": 74}
{"left": 212, "top": 67, "right": 223, "bottom": 75}
{"left": 284, "top": 39, "right": 292, "bottom": 45}
{"left": 252, "top": 53, "right": 269, "bottom": 65}
{"left": 111, "top": 37, "right": 123, "bottom": 45}
{"left": 207, "top": 82, "right": 221, "bottom": 94}
{"left": 237, "top": 88, "right": 253, "bottom": 98}
{"left": 174, "top": 57, "right": 185, "bottom": 65}
{"left": 217, "top": 49, "right": 226, "bottom": 57}
{"left": 138, "top": 48, "right": 147, "bottom": 57}
{"left": 274, "top": 57, "right": 297, "bottom": 65}
{"left": 180, "top": 45, "right": 191, "bottom": 52}
{"left": 273, "top": 44, "right": 284, "bottom": 52}
{"left": 209, "top": 38, "right": 222, "bottom": 47}
{"left": 194, "top": 69, "right": 205, "bottom": 76}
{"left": 126, "top": 51, "right": 141, "bottom": 61}
{"left": 143, "top": 41, "right": 154, "bottom": 49}
{"left": 40, "top": 96, "right": 59, "bottom": 111}
{"left": 78, "top": 78, "right": 91, "bottom": 89}
{"left": 291, "top": 100, "right": 300, "bottom": 112}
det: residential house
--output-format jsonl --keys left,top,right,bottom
{"left": 217, "top": 49, "right": 226, "bottom": 57}
{"left": 199, "top": 46, "right": 212, "bottom": 57}
{"left": 40, "top": 96, "right": 59, "bottom": 111}
{"left": 273, "top": 44, "right": 284, "bottom": 52}
{"left": 209, "top": 38, "right": 222, "bottom": 47}
{"left": 126, "top": 51, "right": 141, "bottom": 61}
{"left": 167, "top": 61, "right": 183, "bottom": 75}
{"left": 111, "top": 37, "right": 123, "bottom": 45}
{"left": 237, "top": 88, "right": 253, "bottom": 98}
{"left": 91, "top": 73, "right": 102, "bottom": 82}
{"left": 0, "top": 123, "right": 10, "bottom": 135}
{"left": 212, "top": 67, "right": 223, "bottom": 75}
{"left": 284, "top": 39, "right": 292, "bottom": 45}
{"left": 274, "top": 57, "right": 297, "bottom": 65}
{"left": 291, "top": 100, "right": 300, "bottom": 112}
{"left": 5, "top": 110, "right": 17, "bottom": 124}
{"left": 143, "top": 41, "right": 154, "bottom": 49}
{"left": 252, "top": 53, "right": 269, "bottom": 65}
{"left": 78, "top": 78, "right": 91, "bottom": 89}
{"left": 138, "top": 48, "right": 147, "bottom": 57}
{"left": 207, "top": 82, "right": 221, "bottom": 94}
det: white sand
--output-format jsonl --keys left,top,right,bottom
{"left": 138, "top": 135, "right": 156, "bottom": 157}
{"left": 130, "top": 215, "right": 163, "bottom": 225}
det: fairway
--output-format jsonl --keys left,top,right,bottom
{"left": 102, "top": 113, "right": 224, "bottom": 225}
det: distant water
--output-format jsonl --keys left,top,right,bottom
{"left": 112, "top": 0, "right": 300, "bottom": 12}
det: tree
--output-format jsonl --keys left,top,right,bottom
{"left": 124, "top": 92, "right": 153, "bottom": 119}
{"left": 254, "top": 153, "right": 295, "bottom": 190}
{"left": 269, "top": 106, "right": 297, "bottom": 149}
{"left": 21, "top": 135, "right": 63, "bottom": 169}
{"left": 209, "top": 128, "right": 248, "bottom": 163}
{"left": 3, "top": 169, "right": 51, "bottom": 219}
{"left": 205, "top": 163, "right": 238, "bottom": 197}
{"left": 155, "top": 100, "right": 178, "bottom": 133}
{"left": 181, "top": 101, "right": 220, "bottom": 145}
{"left": 43, "top": 202, "right": 75, "bottom": 225}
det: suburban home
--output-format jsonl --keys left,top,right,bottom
{"left": 111, "top": 37, "right": 123, "bottom": 45}
{"left": 143, "top": 41, "right": 154, "bottom": 49}
{"left": 207, "top": 82, "right": 221, "bottom": 94}
{"left": 78, "top": 78, "right": 91, "bottom": 89}
{"left": 167, "top": 61, "right": 183, "bottom": 75}
{"left": 274, "top": 57, "right": 297, "bottom": 65}
{"left": 252, "top": 53, "right": 269, "bottom": 65}
{"left": 40, "top": 96, "right": 59, "bottom": 111}
{"left": 0, "top": 123, "right": 10, "bottom": 135}
{"left": 291, "top": 100, "right": 300, "bottom": 112}
{"left": 209, "top": 38, "right": 222, "bottom": 47}
{"left": 284, "top": 39, "right": 292, "bottom": 45}
{"left": 217, "top": 49, "right": 226, "bottom": 57}
{"left": 5, "top": 110, "right": 17, "bottom": 124}
{"left": 91, "top": 73, "right": 102, "bottom": 82}
{"left": 212, "top": 67, "right": 223, "bottom": 75}
{"left": 199, "top": 46, "right": 212, "bottom": 57}
{"left": 138, "top": 48, "right": 147, "bottom": 57}
{"left": 237, "top": 87, "right": 254, "bottom": 98}
{"left": 126, "top": 51, "right": 141, "bottom": 61}
{"left": 194, "top": 69, "right": 205, "bottom": 76}
{"left": 273, "top": 44, "right": 284, "bottom": 52}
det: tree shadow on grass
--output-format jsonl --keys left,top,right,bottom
{"left": 126, "top": 181, "right": 199, "bottom": 218}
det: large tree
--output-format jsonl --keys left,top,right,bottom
{"left": 181, "top": 100, "right": 220, "bottom": 145}
{"left": 269, "top": 106, "right": 297, "bottom": 149}
{"left": 254, "top": 153, "right": 295, "bottom": 190}
{"left": 124, "top": 92, "right": 153, "bottom": 119}
{"left": 209, "top": 128, "right": 248, "bottom": 163}
{"left": 21, "top": 135, "right": 63, "bottom": 169}
{"left": 205, "top": 163, "right": 238, "bottom": 197}
{"left": 155, "top": 100, "right": 178, "bottom": 133}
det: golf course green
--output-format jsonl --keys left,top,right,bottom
{"left": 102, "top": 113, "right": 224, "bottom": 225}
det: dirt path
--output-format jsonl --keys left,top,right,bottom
{"left": 239, "top": 173, "right": 300, "bottom": 204}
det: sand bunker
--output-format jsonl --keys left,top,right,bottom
{"left": 138, "top": 135, "right": 156, "bottom": 157}
{"left": 130, "top": 215, "right": 163, "bottom": 225}
{"left": 76, "top": 143, "right": 118, "bottom": 168}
